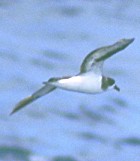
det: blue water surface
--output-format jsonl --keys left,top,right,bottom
{"left": 0, "top": 1, "right": 140, "bottom": 161}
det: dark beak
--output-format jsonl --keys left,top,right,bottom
{"left": 114, "top": 85, "right": 120, "bottom": 92}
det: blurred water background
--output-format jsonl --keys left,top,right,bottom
{"left": 0, "top": 0, "right": 140, "bottom": 161}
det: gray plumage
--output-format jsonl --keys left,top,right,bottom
{"left": 80, "top": 38, "right": 134, "bottom": 73}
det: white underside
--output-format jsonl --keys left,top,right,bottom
{"left": 49, "top": 72, "right": 103, "bottom": 94}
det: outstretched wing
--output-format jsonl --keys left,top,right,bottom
{"left": 80, "top": 38, "right": 134, "bottom": 74}
{"left": 10, "top": 84, "right": 56, "bottom": 115}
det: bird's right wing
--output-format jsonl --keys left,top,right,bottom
{"left": 10, "top": 84, "right": 56, "bottom": 115}
{"left": 80, "top": 38, "right": 134, "bottom": 74}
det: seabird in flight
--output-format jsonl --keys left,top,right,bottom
{"left": 10, "top": 38, "right": 134, "bottom": 115}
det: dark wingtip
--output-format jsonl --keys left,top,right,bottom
{"left": 127, "top": 38, "right": 135, "bottom": 43}
{"left": 10, "top": 96, "right": 34, "bottom": 116}
{"left": 119, "top": 38, "right": 135, "bottom": 46}
{"left": 10, "top": 106, "right": 21, "bottom": 116}
{"left": 131, "top": 38, "right": 135, "bottom": 41}
{"left": 10, "top": 107, "right": 20, "bottom": 116}
{"left": 9, "top": 109, "right": 16, "bottom": 116}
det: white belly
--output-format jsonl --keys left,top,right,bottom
{"left": 50, "top": 73, "right": 102, "bottom": 94}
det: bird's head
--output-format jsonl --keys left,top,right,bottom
{"left": 102, "top": 77, "right": 120, "bottom": 92}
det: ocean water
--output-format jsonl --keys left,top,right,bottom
{"left": 0, "top": 0, "right": 140, "bottom": 161}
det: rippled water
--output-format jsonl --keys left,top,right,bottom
{"left": 0, "top": 0, "right": 140, "bottom": 161}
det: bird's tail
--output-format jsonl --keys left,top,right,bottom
{"left": 10, "top": 84, "right": 56, "bottom": 115}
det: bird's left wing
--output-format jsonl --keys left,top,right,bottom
{"left": 10, "top": 84, "right": 56, "bottom": 115}
{"left": 80, "top": 38, "right": 134, "bottom": 74}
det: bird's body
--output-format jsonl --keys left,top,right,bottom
{"left": 11, "top": 38, "right": 134, "bottom": 115}
{"left": 47, "top": 71, "right": 102, "bottom": 94}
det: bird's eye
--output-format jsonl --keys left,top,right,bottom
{"left": 108, "top": 78, "right": 115, "bottom": 86}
